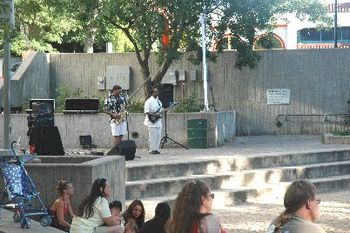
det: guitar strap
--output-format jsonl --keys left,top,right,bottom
{"left": 155, "top": 99, "right": 161, "bottom": 113}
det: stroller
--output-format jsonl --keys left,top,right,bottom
{"left": 0, "top": 141, "right": 51, "bottom": 228}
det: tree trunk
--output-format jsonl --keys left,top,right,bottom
{"left": 83, "top": 35, "right": 94, "bottom": 53}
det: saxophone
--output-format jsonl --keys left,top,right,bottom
{"left": 113, "top": 104, "right": 127, "bottom": 125}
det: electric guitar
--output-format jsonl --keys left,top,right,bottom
{"left": 148, "top": 102, "right": 179, "bottom": 123}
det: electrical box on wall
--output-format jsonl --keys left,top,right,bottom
{"left": 105, "top": 66, "right": 131, "bottom": 90}
{"left": 190, "top": 70, "right": 197, "bottom": 81}
{"left": 97, "top": 77, "right": 105, "bottom": 90}
{"left": 178, "top": 69, "right": 186, "bottom": 81}
{"left": 162, "top": 70, "right": 177, "bottom": 85}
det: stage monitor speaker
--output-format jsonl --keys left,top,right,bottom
{"left": 106, "top": 140, "right": 137, "bottom": 161}
{"left": 65, "top": 98, "right": 99, "bottom": 111}
{"left": 159, "top": 84, "right": 174, "bottom": 108}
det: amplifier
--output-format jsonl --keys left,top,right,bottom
{"left": 64, "top": 98, "right": 99, "bottom": 112}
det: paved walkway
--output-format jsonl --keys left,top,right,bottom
{"left": 0, "top": 209, "right": 62, "bottom": 233}
{"left": 217, "top": 190, "right": 350, "bottom": 233}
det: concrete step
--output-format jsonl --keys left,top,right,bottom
{"left": 219, "top": 160, "right": 350, "bottom": 188}
{"left": 126, "top": 174, "right": 231, "bottom": 200}
{"left": 126, "top": 161, "right": 350, "bottom": 199}
{"left": 126, "top": 150, "right": 350, "bottom": 181}
{"left": 127, "top": 174, "right": 350, "bottom": 215}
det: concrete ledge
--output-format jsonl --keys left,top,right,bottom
{"left": 24, "top": 155, "right": 125, "bottom": 210}
{"left": 324, "top": 133, "right": 350, "bottom": 144}
{"left": 0, "top": 111, "right": 236, "bottom": 149}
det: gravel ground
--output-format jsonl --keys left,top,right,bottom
{"left": 215, "top": 190, "right": 350, "bottom": 233}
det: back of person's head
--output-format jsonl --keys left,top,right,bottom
{"left": 154, "top": 202, "right": 171, "bottom": 223}
{"left": 273, "top": 180, "right": 317, "bottom": 232}
{"left": 56, "top": 180, "right": 72, "bottom": 196}
{"left": 110, "top": 200, "right": 122, "bottom": 211}
{"left": 112, "top": 85, "right": 122, "bottom": 91}
{"left": 123, "top": 199, "right": 145, "bottom": 227}
{"left": 167, "top": 180, "right": 211, "bottom": 233}
{"left": 76, "top": 178, "right": 107, "bottom": 219}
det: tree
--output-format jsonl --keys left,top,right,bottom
{"left": 216, "top": 0, "right": 332, "bottom": 69}
{"left": 101, "top": 0, "right": 221, "bottom": 95}
{"left": 101, "top": 0, "right": 330, "bottom": 96}
{"left": 7, "top": 0, "right": 75, "bottom": 54}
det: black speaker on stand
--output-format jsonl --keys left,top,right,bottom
{"left": 27, "top": 99, "right": 65, "bottom": 155}
{"left": 159, "top": 84, "right": 174, "bottom": 108}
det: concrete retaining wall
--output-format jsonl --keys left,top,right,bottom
{"left": 324, "top": 133, "right": 350, "bottom": 144}
{"left": 0, "top": 52, "right": 50, "bottom": 107}
{"left": 49, "top": 50, "right": 350, "bottom": 136}
{"left": 25, "top": 156, "right": 125, "bottom": 210}
{"left": 0, "top": 111, "right": 236, "bottom": 149}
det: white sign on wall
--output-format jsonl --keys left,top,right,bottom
{"left": 266, "top": 89, "right": 290, "bottom": 105}
{"left": 105, "top": 66, "right": 131, "bottom": 90}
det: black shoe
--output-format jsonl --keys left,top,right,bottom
{"left": 149, "top": 151, "right": 157, "bottom": 154}
{"left": 154, "top": 150, "right": 160, "bottom": 154}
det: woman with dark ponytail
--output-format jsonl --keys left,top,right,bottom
{"left": 167, "top": 180, "right": 226, "bottom": 233}
{"left": 267, "top": 180, "right": 326, "bottom": 233}
{"left": 70, "top": 178, "right": 123, "bottom": 233}
{"left": 49, "top": 180, "right": 74, "bottom": 232}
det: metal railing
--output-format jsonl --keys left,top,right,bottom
{"left": 275, "top": 113, "right": 350, "bottom": 128}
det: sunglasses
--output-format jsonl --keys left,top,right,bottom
{"left": 315, "top": 198, "right": 321, "bottom": 205}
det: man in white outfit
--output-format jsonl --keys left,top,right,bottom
{"left": 144, "top": 88, "right": 163, "bottom": 154}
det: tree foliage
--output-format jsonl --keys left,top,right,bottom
{"left": 1, "top": 0, "right": 331, "bottom": 92}
{"left": 100, "top": 0, "right": 221, "bottom": 94}
{"left": 216, "top": 0, "right": 332, "bottom": 69}
{"left": 8, "top": 0, "right": 75, "bottom": 54}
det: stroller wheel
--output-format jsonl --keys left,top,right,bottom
{"left": 40, "top": 216, "right": 52, "bottom": 226}
{"left": 13, "top": 213, "right": 20, "bottom": 223}
{"left": 21, "top": 217, "right": 31, "bottom": 229}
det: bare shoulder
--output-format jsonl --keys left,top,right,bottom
{"left": 202, "top": 214, "right": 219, "bottom": 223}
{"left": 200, "top": 214, "right": 221, "bottom": 233}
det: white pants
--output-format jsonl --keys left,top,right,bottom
{"left": 110, "top": 121, "right": 127, "bottom": 136}
{"left": 148, "top": 126, "right": 162, "bottom": 152}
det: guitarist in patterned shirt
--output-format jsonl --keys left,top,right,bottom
{"left": 144, "top": 87, "right": 164, "bottom": 154}
{"left": 103, "top": 85, "right": 127, "bottom": 145}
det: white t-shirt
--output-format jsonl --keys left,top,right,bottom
{"left": 144, "top": 96, "right": 162, "bottom": 127}
{"left": 70, "top": 197, "right": 112, "bottom": 233}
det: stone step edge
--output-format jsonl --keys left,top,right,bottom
{"left": 125, "top": 174, "right": 350, "bottom": 205}
{"left": 126, "top": 160, "right": 350, "bottom": 185}
{"left": 126, "top": 149, "right": 350, "bottom": 168}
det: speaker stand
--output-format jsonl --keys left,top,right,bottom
{"left": 160, "top": 112, "right": 188, "bottom": 149}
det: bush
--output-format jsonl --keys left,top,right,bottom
{"left": 127, "top": 99, "right": 145, "bottom": 113}
{"left": 55, "top": 85, "right": 84, "bottom": 112}
{"left": 173, "top": 93, "right": 204, "bottom": 113}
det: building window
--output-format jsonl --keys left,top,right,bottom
{"left": 321, "top": 29, "right": 341, "bottom": 41}
{"left": 342, "top": 27, "right": 350, "bottom": 40}
{"left": 299, "top": 28, "right": 321, "bottom": 42}
{"left": 254, "top": 34, "right": 285, "bottom": 50}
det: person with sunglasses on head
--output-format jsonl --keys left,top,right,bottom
{"left": 70, "top": 178, "right": 123, "bottom": 233}
{"left": 167, "top": 180, "right": 227, "bottom": 233}
{"left": 267, "top": 179, "right": 326, "bottom": 233}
